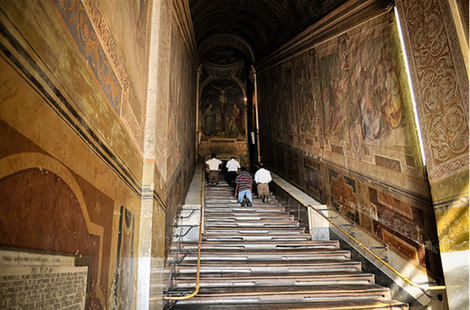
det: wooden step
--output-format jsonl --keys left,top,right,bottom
{"left": 175, "top": 240, "right": 341, "bottom": 251}
{"left": 171, "top": 284, "right": 392, "bottom": 305}
{"left": 172, "top": 272, "right": 375, "bottom": 288}
{"left": 167, "top": 178, "right": 408, "bottom": 310}
{"left": 204, "top": 206, "right": 286, "bottom": 213}
{"left": 172, "top": 299, "right": 409, "bottom": 309}
{"left": 203, "top": 228, "right": 307, "bottom": 235}
{"left": 204, "top": 212, "right": 292, "bottom": 219}
{"left": 174, "top": 260, "right": 362, "bottom": 275}
{"left": 178, "top": 249, "right": 352, "bottom": 262}
{"left": 204, "top": 221, "right": 300, "bottom": 228}
{"left": 203, "top": 235, "right": 312, "bottom": 241}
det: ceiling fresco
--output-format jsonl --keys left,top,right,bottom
{"left": 204, "top": 46, "right": 246, "bottom": 66}
{"left": 189, "top": 0, "right": 347, "bottom": 63}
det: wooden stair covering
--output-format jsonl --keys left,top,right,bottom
{"left": 167, "top": 181, "right": 408, "bottom": 309}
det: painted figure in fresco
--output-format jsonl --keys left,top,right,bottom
{"left": 204, "top": 103, "right": 217, "bottom": 137}
{"left": 360, "top": 67, "right": 383, "bottom": 141}
{"left": 329, "top": 78, "right": 347, "bottom": 138}
{"left": 375, "top": 44, "right": 403, "bottom": 130}
{"left": 233, "top": 104, "right": 243, "bottom": 135}
{"left": 226, "top": 104, "right": 243, "bottom": 137}
{"left": 212, "top": 83, "right": 234, "bottom": 113}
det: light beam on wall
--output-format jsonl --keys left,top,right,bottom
{"left": 394, "top": 7, "right": 427, "bottom": 166}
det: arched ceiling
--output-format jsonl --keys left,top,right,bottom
{"left": 189, "top": 0, "right": 347, "bottom": 63}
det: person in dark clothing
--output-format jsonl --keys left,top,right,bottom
{"left": 233, "top": 167, "right": 253, "bottom": 206}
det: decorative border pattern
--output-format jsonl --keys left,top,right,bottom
{"left": 396, "top": 0, "right": 469, "bottom": 180}
{"left": 53, "top": 0, "right": 123, "bottom": 114}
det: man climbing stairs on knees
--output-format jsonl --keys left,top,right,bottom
{"left": 205, "top": 153, "right": 223, "bottom": 186}
{"left": 233, "top": 167, "right": 253, "bottom": 206}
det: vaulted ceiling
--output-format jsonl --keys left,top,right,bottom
{"left": 189, "top": 0, "right": 347, "bottom": 64}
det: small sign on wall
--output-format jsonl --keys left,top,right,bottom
{"left": 0, "top": 249, "right": 88, "bottom": 309}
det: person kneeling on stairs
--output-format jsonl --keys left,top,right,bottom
{"left": 205, "top": 153, "right": 222, "bottom": 186}
{"left": 233, "top": 167, "right": 253, "bottom": 206}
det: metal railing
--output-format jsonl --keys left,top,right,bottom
{"left": 164, "top": 166, "right": 205, "bottom": 302}
{"left": 307, "top": 204, "right": 446, "bottom": 300}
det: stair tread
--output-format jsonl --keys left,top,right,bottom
{"left": 172, "top": 272, "right": 376, "bottom": 285}
{"left": 180, "top": 249, "right": 350, "bottom": 255}
{"left": 174, "top": 271, "right": 374, "bottom": 279}
{"left": 167, "top": 181, "right": 407, "bottom": 310}
{"left": 171, "top": 283, "right": 389, "bottom": 293}
{"left": 177, "top": 260, "right": 361, "bottom": 266}
{"left": 173, "top": 299, "right": 408, "bottom": 309}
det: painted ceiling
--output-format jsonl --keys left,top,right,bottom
{"left": 189, "top": 0, "right": 347, "bottom": 64}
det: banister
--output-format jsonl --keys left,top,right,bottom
{"left": 164, "top": 166, "right": 205, "bottom": 301}
{"left": 307, "top": 204, "right": 446, "bottom": 300}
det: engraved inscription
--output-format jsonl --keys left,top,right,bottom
{"left": 0, "top": 251, "right": 87, "bottom": 310}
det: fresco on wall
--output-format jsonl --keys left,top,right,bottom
{"left": 329, "top": 170, "right": 359, "bottom": 224}
{"left": 200, "top": 80, "right": 245, "bottom": 140}
{"left": 317, "top": 25, "right": 416, "bottom": 153}
{"left": 369, "top": 187, "right": 440, "bottom": 268}
{"left": 53, "top": 0, "right": 122, "bottom": 114}
{"left": 256, "top": 10, "right": 443, "bottom": 279}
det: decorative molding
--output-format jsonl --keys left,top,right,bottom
{"left": 395, "top": 0, "right": 469, "bottom": 182}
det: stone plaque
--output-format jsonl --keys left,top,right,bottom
{"left": 0, "top": 250, "right": 88, "bottom": 310}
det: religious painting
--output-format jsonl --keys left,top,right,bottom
{"left": 317, "top": 20, "right": 418, "bottom": 155}
{"left": 200, "top": 80, "right": 245, "bottom": 139}
{"left": 296, "top": 61, "right": 316, "bottom": 136}
{"left": 318, "top": 52, "right": 353, "bottom": 142}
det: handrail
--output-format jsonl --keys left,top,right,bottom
{"left": 164, "top": 166, "right": 205, "bottom": 301}
{"left": 307, "top": 204, "right": 446, "bottom": 300}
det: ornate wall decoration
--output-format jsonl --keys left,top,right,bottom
{"left": 369, "top": 187, "right": 440, "bottom": 267}
{"left": 397, "top": 0, "right": 469, "bottom": 180}
{"left": 329, "top": 170, "right": 359, "bottom": 224}
{"left": 53, "top": 0, "right": 123, "bottom": 114}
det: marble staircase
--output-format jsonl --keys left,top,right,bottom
{"left": 166, "top": 181, "right": 408, "bottom": 309}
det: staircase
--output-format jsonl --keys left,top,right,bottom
{"left": 166, "top": 181, "right": 409, "bottom": 309}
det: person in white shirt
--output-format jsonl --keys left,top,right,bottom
{"left": 254, "top": 163, "right": 272, "bottom": 203}
{"left": 205, "top": 153, "right": 223, "bottom": 186}
{"left": 225, "top": 156, "right": 241, "bottom": 186}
